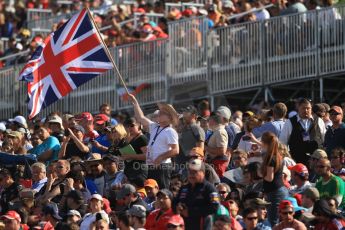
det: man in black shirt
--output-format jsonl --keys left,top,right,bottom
{"left": 116, "top": 184, "right": 149, "bottom": 212}
{"left": 0, "top": 168, "right": 22, "bottom": 214}
{"left": 174, "top": 159, "right": 217, "bottom": 230}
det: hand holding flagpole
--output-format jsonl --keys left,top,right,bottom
{"left": 86, "top": 7, "right": 130, "bottom": 95}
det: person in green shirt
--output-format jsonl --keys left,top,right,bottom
{"left": 315, "top": 158, "right": 345, "bottom": 208}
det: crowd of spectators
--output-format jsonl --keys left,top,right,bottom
{"left": 0, "top": 96, "right": 344, "bottom": 229}
{"left": 0, "top": 0, "right": 343, "bottom": 67}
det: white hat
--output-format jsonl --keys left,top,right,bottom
{"left": 9, "top": 115, "right": 28, "bottom": 128}
{"left": 217, "top": 106, "right": 231, "bottom": 120}
{"left": 0, "top": 123, "right": 6, "bottom": 132}
{"left": 67, "top": 210, "right": 81, "bottom": 218}
{"left": 90, "top": 194, "right": 103, "bottom": 201}
{"left": 223, "top": 0, "right": 234, "bottom": 8}
{"left": 47, "top": 115, "right": 63, "bottom": 127}
{"left": 198, "top": 9, "right": 208, "bottom": 15}
{"left": 15, "top": 43, "right": 23, "bottom": 51}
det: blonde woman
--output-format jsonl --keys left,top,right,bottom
{"left": 106, "top": 124, "right": 128, "bottom": 156}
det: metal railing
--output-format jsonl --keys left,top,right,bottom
{"left": 167, "top": 16, "right": 209, "bottom": 85}
{"left": 0, "top": 6, "right": 345, "bottom": 118}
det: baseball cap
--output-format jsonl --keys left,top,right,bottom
{"left": 157, "top": 189, "right": 173, "bottom": 201}
{"left": 288, "top": 163, "right": 309, "bottom": 176}
{"left": 9, "top": 115, "right": 28, "bottom": 128}
{"left": 71, "top": 125, "right": 85, "bottom": 134}
{"left": 307, "top": 149, "right": 328, "bottom": 160}
{"left": 302, "top": 187, "right": 320, "bottom": 200}
{"left": 279, "top": 200, "right": 294, "bottom": 211}
{"left": 67, "top": 210, "right": 81, "bottom": 218}
{"left": 47, "top": 115, "right": 63, "bottom": 126}
{"left": 223, "top": 0, "right": 234, "bottom": 8}
{"left": 217, "top": 106, "right": 231, "bottom": 120}
{"left": 244, "top": 111, "right": 254, "bottom": 117}
{"left": 62, "top": 114, "right": 74, "bottom": 121}
{"left": 42, "top": 203, "right": 62, "bottom": 220}
{"left": 167, "top": 215, "right": 184, "bottom": 226}
{"left": 144, "top": 179, "right": 159, "bottom": 189}
{"left": 284, "top": 197, "right": 307, "bottom": 212}
{"left": 1, "top": 210, "right": 21, "bottom": 222}
{"left": 329, "top": 106, "right": 342, "bottom": 115}
{"left": 129, "top": 205, "right": 146, "bottom": 218}
{"left": 94, "top": 114, "right": 109, "bottom": 125}
{"left": 0, "top": 123, "right": 6, "bottom": 132}
{"left": 183, "top": 105, "right": 198, "bottom": 115}
{"left": 76, "top": 112, "right": 93, "bottom": 121}
{"left": 117, "top": 184, "right": 136, "bottom": 200}
{"left": 189, "top": 147, "right": 204, "bottom": 158}
{"left": 102, "top": 154, "right": 119, "bottom": 164}
{"left": 90, "top": 193, "right": 103, "bottom": 202}
{"left": 188, "top": 159, "right": 205, "bottom": 172}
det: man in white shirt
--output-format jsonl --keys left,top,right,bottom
{"left": 280, "top": 98, "right": 326, "bottom": 164}
{"left": 129, "top": 94, "right": 179, "bottom": 189}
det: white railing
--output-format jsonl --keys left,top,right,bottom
{"left": 0, "top": 6, "right": 344, "bottom": 118}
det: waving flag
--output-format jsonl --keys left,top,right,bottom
{"left": 18, "top": 9, "right": 113, "bottom": 119}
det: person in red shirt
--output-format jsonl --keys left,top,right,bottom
{"left": 145, "top": 189, "right": 174, "bottom": 230}
{"left": 312, "top": 199, "right": 345, "bottom": 230}
{"left": 76, "top": 112, "right": 99, "bottom": 143}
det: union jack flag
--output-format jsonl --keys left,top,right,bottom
{"left": 18, "top": 9, "right": 113, "bottom": 119}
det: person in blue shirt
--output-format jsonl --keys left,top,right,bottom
{"left": 253, "top": 103, "right": 287, "bottom": 138}
{"left": 29, "top": 126, "right": 60, "bottom": 164}
{"left": 324, "top": 106, "right": 345, "bottom": 156}
{"left": 91, "top": 114, "right": 112, "bottom": 155}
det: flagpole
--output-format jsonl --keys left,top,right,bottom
{"left": 86, "top": 7, "right": 130, "bottom": 95}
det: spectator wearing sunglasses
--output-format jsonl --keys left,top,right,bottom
{"left": 315, "top": 159, "right": 345, "bottom": 208}
{"left": 324, "top": 106, "right": 345, "bottom": 156}
{"left": 179, "top": 147, "right": 220, "bottom": 185}
{"left": 273, "top": 200, "right": 307, "bottom": 230}
{"left": 242, "top": 207, "right": 260, "bottom": 230}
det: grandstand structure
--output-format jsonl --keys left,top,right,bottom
{"left": 0, "top": 5, "right": 345, "bottom": 118}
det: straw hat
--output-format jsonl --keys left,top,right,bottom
{"left": 157, "top": 103, "right": 179, "bottom": 126}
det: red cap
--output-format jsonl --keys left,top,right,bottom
{"left": 1, "top": 210, "right": 21, "bottom": 222}
{"left": 167, "top": 215, "right": 184, "bottom": 226}
{"left": 94, "top": 114, "right": 109, "bottom": 125}
{"left": 288, "top": 163, "right": 308, "bottom": 176}
{"left": 102, "top": 198, "right": 112, "bottom": 214}
{"left": 136, "top": 8, "right": 146, "bottom": 13}
{"left": 142, "top": 24, "right": 153, "bottom": 33}
{"left": 77, "top": 112, "right": 93, "bottom": 121}
{"left": 182, "top": 9, "right": 193, "bottom": 17}
{"left": 279, "top": 200, "right": 293, "bottom": 210}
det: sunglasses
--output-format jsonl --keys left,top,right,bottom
{"left": 218, "top": 191, "right": 227, "bottom": 195}
{"left": 90, "top": 164, "right": 100, "bottom": 168}
{"left": 246, "top": 216, "right": 258, "bottom": 221}
{"left": 167, "top": 224, "right": 184, "bottom": 228}
{"left": 331, "top": 156, "right": 340, "bottom": 159}
{"left": 282, "top": 211, "right": 294, "bottom": 215}
{"left": 56, "top": 165, "right": 64, "bottom": 169}
{"left": 330, "top": 112, "right": 341, "bottom": 116}
{"left": 125, "top": 124, "right": 136, "bottom": 128}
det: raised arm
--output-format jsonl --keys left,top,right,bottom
{"left": 128, "top": 94, "right": 152, "bottom": 128}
